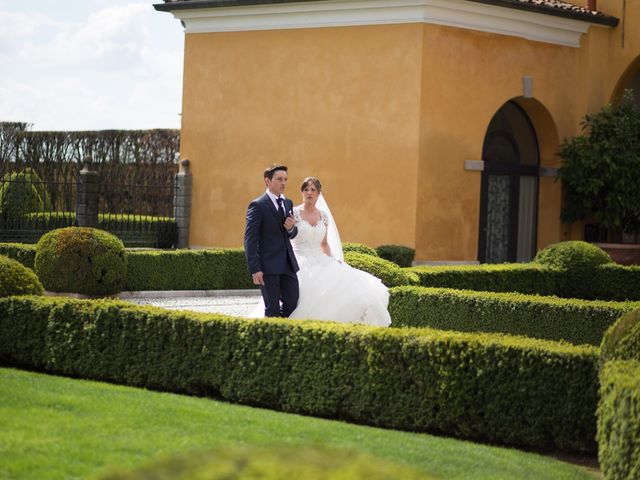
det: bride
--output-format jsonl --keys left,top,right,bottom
{"left": 280, "top": 176, "right": 390, "bottom": 327}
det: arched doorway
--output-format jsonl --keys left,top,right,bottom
{"left": 478, "top": 101, "right": 539, "bottom": 263}
{"left": 613, "top": 56, "right": 640, "bottom": 107}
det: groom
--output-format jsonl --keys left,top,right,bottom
{"left": 244, "top": 164, "right": 300, "bottom": 317}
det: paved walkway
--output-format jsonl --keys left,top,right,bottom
{"left": 119, "top": 290, "right": 261, "bottom": 317}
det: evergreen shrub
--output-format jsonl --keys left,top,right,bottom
{"left": 342, "top": 242, "right": 378, "bottom": 257}
{"left": 389, "top": 286, "right": 636, "bottom": 346}
{"left": 600, "top": 307, "right": 640, "bottom": 363}
{"left": 0, "top": 170, "right": 44, "bottom": 221}
{"left": 534, "top": 241, "right": 614, "bottom": 299}
{"left": 0, "top": 295, "right": 599, "bottom": 453}
{"left": 597, "top": 360, "right": 640, "bottom": 480}
{"left": 22, "top": 212, "right": 177, "bottom": 248}
{"left": 97, "top": 445, "right": 433, "bottom": 480}
{"left": 0, "top": 255, "right": 43, "bottom": 297}
{"left": 375, "top": 244, "right": 415, "bottom": 267}
{"left": 534, "top": 241, "right": 613, "bottom": 271}
{"left": 409, "top": 263, "right": 560, "bottom": 296}
{"left": 34, "top": 227, "right": 127, "bottom": 295}
{"left": 588, "top": 264, "right": 640, "bottom": 301}
{"left": 0, "top": 243, "right": 36, "bottom": 269}
{"left": 126, "top": 248, "right": 252, "bottom": 290}
{"left": 344, "top": 252, "right": 418, "bottom": 287}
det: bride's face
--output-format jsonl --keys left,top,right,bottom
{"left": 302, "top": 184, "right": 320, "bottom": 205}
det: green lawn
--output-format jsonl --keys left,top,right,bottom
{"left": 0, "top": 367, "right": 597, "bottom": 480}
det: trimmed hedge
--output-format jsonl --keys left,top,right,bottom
{"left": 342, "top": 242, "right": 378, "bottom": 257}
{"left": 126, "top": 248, "right": 253, "bottom": 291}
{"left": 409, "top": 263, "right": 560, "bottom": 296}
{"left": 597, "top": 360, "right": 640, "bottom": 480}
{"left": 35, "top": 227, "right": 127, "bottom": 295}
{"left": 344, "top": 252, "right": 419, "bottom": 287}
{"left": 534, "top": 241, "right": 618, "bottom": 300}
{"left": 98, "top": 445, "right": 433, "bottom": 480}
{"left": 0, "top": 295, "right": 599, "bottom": 453}
{"left": 588, "top": 264, "right": 640, "bottom": 301}
{"left": 534, "top": 240, "right": 613, "bottom": 270}
{"left": 0, "top": 243, "right": 36, "bottom": 269}
{"left": 409, "top": 263, "right": 640, "bottom": 301}
{"left": 600, "top": 308, "right": 640, "bottom": 363}
{"left": 389, "top": 286, "right": 637, "bottom": 346}
{"left": 375, "top": 244, "right": 415, "bottom": 267}
{"left": 22, "top": 212, "right": 177, "bottom": 248}
{"left": 0, "top": 255, "right": 43, "bottom": 297}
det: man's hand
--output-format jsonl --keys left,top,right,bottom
{"left": 252, "top": 271, "right": 265, "bottom": 286}
{"left": 283, "top": 214, "right": 296, "bottom": 232}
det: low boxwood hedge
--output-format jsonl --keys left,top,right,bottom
{"left": 389, "top": 286, "right": 637, "bottom": 346}
{"left": 97, "top": 445, "right": 433, "bottom": 480}
{"left": 0, "top": 295, "right": 598, "bottom": 453}
{"left": 126, "top": 248, "right": 253, "bottom": 291}
{"left": 408, "top": 263, "right": 560, "bottom": 296}
{"left": 0, "top": 255, "right": 43, "bottom": 297}
{"left": 597, "top": 360, "right": 640, "bottom": 480}
{"left": 342, "top": 242, "right": 378, "bottom": 257}
{"left": 375, "top": 244, "right": 415, "bottom": 267}
{"left": 587, "top": 264, "right": 640, "bottom": 301}
{"left": 0, "top": 243, "right": 36, "bottom": 269}
{"left": 344, "top": 252, "right": 418, "bottom": 287}
{"left": 408, "top": 263, "right": 640, "bottom": 301}
{"left": 600, "top": 307, "right": 640, "bottom": 364}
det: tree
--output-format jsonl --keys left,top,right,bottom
{"left": 559, "top": 90, "right": 640, "bottom": 235}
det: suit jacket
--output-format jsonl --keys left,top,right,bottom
{"left": 244, "top": 193, "right": 299, "bottom": 275}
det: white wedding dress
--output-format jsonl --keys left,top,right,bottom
{"left": 288, "top": 206, "right": 391, "bottom": 327}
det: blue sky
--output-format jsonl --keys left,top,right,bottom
{"left": 0, "top": 0, "right": 184, "bottom": 131}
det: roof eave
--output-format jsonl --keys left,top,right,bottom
{"left": 153, "top": 0, "right": 619, "bottom": 28}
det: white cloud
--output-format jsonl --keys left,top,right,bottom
{"left": 0, "top": 1, "right": 183, "bottom": 131}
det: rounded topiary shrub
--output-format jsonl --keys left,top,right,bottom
{"left": 344, "top": 251, "right": 419, "bottom": 287}
{"left": 35, "top": 227, "right": 126, "bottom": 295}
{"left": 534, "top": 241, "right": 614, "bottom": 299}
{"left": 0, "top": 255, "right": 44, "bottom": 297}
{"left": 342, "top": 242, "right": 378, "bottom": 257}
{"left": 97, "top": 445, "right": 434, "bottom": 480}
{"left": 0, "top": 170, "right": 44, "bottom": 221}
{"left": 600, "top": 308, "right": 640, "bottom": 364}
{"left": 376, "top": 244, "right": 415, "bottom": 267}
{"left": 534, "top": 241, "right": 613, "bottom": 270}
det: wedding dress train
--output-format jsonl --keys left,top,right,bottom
{"left": 288, "top": 206, "right": 391, "bottom": 327}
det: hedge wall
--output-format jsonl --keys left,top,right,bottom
{"left": 126, "top": 248, "right": 253, "bottom": 291}
{"left": 408, "top": 264, "right": 560, "bottom": 295}
{"left": 408, "top": 263, "right": 640, "bottom": 301}
{"left": 0, "top": 243, "right": 36, "bottom": 269}
{"left": 0, "top": 295, "right": 599, "bottom": 453}
{"left": 389, "top": 286, "right": 638, "bottom": 346}
{"left": 597, "top": 360, "right": 640, "bottom": 480}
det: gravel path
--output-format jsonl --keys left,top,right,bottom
{"left": 122, "top": 291, "right": 261, "bottom": 317}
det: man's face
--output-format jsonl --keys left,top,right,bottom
{"left": 266, "top": 169, "right": 288, "bottom": 196}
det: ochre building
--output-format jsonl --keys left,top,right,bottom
{"left": 155, "top": 0, "right": 639, "bottom": 264}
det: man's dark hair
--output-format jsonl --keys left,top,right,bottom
{"left": 264, "top": 164, "right": 288, "bottom": 180}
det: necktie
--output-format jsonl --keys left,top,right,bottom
{"left": 276, "top": 197, "right": 286, "bottom": 221}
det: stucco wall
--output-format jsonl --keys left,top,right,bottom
{"left": 415, "top": 24, "right": 581, "bottom": 260}
{"left": 180, "top": 24, "right": 422, "bottom": 249}
{"left": 177, "top": 2, "right": 640, "bottom": 261}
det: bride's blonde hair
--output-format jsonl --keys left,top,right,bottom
{"left": 300, "top": 176, "right": 322, "bottom": 192}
